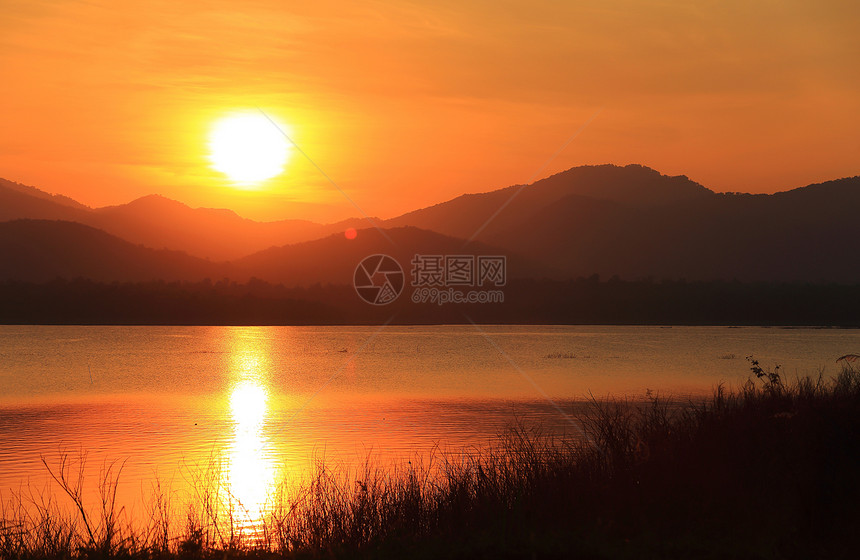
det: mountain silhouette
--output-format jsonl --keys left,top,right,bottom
{"left": 2, "top": 166, "right": 859, "bottom": 284}
{"left": 478, "top": 176, "right": 860, "bottom": 282}
{"left": 90, "top": 194, "right": 369, "bottom": 261}
{"left": 384, "top": 164, "right": 714, "bottom": 240}
{"left": 0, "top": 220, "right": 541, "bottom": 287}
{"left": 0, "top": 178, "right": 90, "bottom": 212}
{"left": 384, "top": 165, "right": 860, "bottom": 282}
{"left": 0, "top": 220, "right": 224, "bottom": 282}
{"left": 89, "top": 195, "right": 380, "bottom": 261}
{"left": 234, "top": 226, "right": 546, "bottom": 286}
{"left": 0, "top": 179, "right": 93, "bottom": 223}
{"left": 0, "top": 180, "right": 373, "bottom": 261}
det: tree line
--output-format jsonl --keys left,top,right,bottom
{"left": 1, "top": 276, "right": 858, "bottom": 326}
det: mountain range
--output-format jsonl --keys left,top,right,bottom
{"left": 1, "top": 165, "right": 859, "bottom": 285}
{"left": 0, "top": 177, "right": 370, "bottom": 261}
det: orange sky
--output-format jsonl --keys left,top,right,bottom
{"left": 1, "top": 0, "right": 858, "bottom": 223}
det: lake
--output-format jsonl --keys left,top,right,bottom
{"left": 1, "top": 325, "right": 856, "bottom": 529}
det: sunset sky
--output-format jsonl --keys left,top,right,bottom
{"left": 1, "top": 0, "right": 858, "bottom": 222}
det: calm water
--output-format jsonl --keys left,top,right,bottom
{"left": 1, "top": 325, "right": 857, "bottom": 526}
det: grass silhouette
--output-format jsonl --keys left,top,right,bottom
{"left": 2, "top": 361, "right": 859, "bottom": 558}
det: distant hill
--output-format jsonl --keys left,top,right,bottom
{"left": 3, "top": 166, "right": 860, "bottom": 283}
{"left": 0, "top": 220, "right": 224, "bottom": 282}
{"left": 0, "top": 179, "right": 93, "bottom": 223}
{"left": 0, "top": 220, "right": 543, "bottom": 287}
{"left": 0, "top": 178, "right": 91, "bottom": 212}
{"left": 0, "top": 179, "right": 374, "bottom": 260}
{"left": 89, "top": 194, "right": 372, "bottom": 261}
{"left": 387, "top": 165, "right": 860, "bottom": 283}
{"left": 90, "top": 194, "right": 311, "bottom": 259}
{"left": 385, "top": 164, "right": 714, "bottom": 240}
{"left": 234, "top": 226, "right": 548, "bottom": 286}
{"left": 490, "top": 177, "right": 860, "bottom": 282}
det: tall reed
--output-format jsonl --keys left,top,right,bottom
{"left": 2, "top": 362, "right": 858, "bottom": 558}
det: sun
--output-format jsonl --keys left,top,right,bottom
{"left": 208, "top": 112, "right": 291, "bottom": 184}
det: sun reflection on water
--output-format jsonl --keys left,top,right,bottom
{"left": 223, "top": 329, "right": 277, "bottom": 533}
